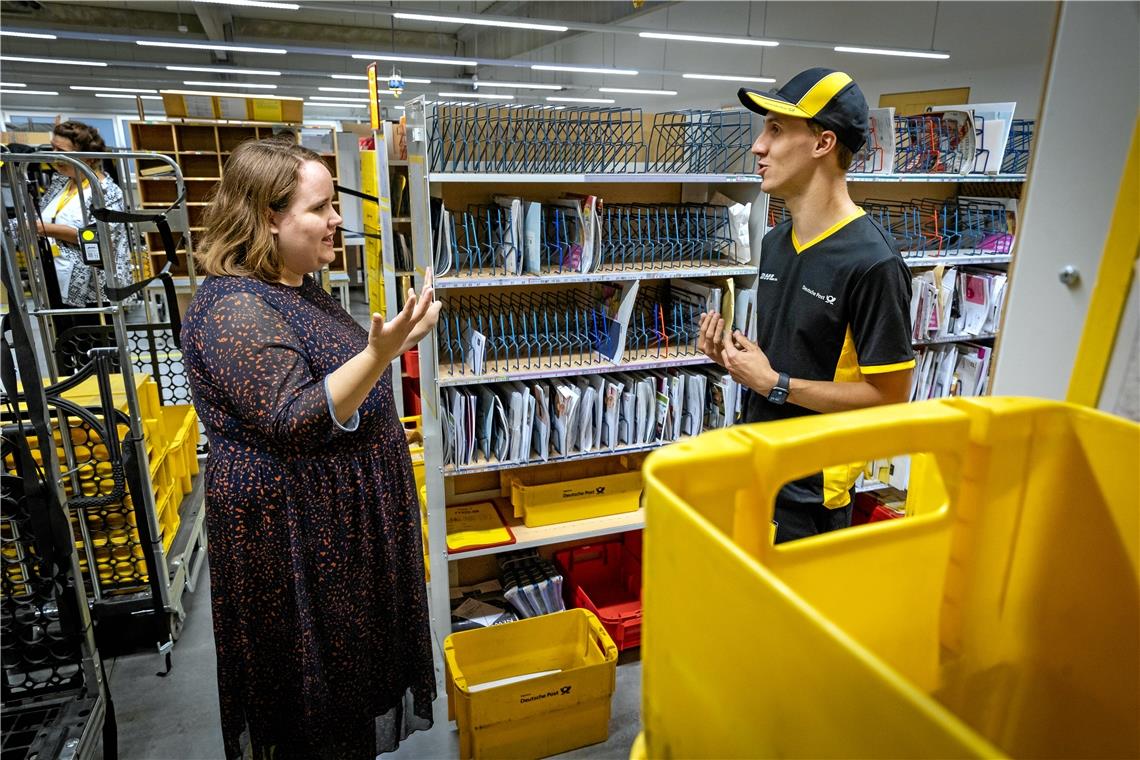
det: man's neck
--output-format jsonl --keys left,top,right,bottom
{"left": 783, "top": 172, "right": 860, "bottom": 247}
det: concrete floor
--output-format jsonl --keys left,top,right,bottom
{"left": 96, "top": 561, "right": 642, "bottom": 760}
{"left": 94, "top": 284, "right": 643, "bottom": 759}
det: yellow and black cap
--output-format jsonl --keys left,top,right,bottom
{"left": 738, "top": 67, "right": 869, "bottom": 153}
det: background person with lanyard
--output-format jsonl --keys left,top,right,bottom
{"left": 35, "top": 120, "right": 133, "bottom": 320}
{"left": 698, "top": 68, "right": 916, "bottom": 543}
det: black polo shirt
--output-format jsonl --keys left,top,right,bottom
{"left": 744, "top": 209, "right": 915, "bottom": 507}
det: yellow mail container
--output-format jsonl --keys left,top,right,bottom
{"left": 445, "top": 609, "right": 618, "bottom": 759}
{"left": 641, "top": 397, "right": 1139, "bottom": 759}
{"left": 511, "top": 471, "right": 642, "bottom": 527}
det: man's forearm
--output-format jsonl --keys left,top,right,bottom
{"left": 786, "top": 377, "right": 897, "bottom": 413}
{"left": 750, "top": 368, "right": 911, "bottom": 414}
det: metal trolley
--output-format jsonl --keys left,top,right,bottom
{"left": 2, "top": 151, "right": 207, "bottom": 661}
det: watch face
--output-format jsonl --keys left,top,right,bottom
{"left": 768, "top": 387, "right": 788, "bottom": 405}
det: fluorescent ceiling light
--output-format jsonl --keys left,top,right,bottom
{"left": 438, "top": 91, "right": 514, "bottom": 100}
{"left": 599, "top": 87, "right": 678, "bottom": 95}
{"left": 639, "top": 31, "right": 777, "bottom": 47}
{"left": 184, "top": 80, "right": 278, "bottom": 89}
{"left": 392, "top": 106, "right": 406, "bottom": 111}
{"left": 329, "top": 74, "right": 432, "bottom": 83}
{"left": 72, "top": 85, "right": 157, "bottom": 93}
{"left": 195, "top": 0, "right": 300, "bottom": 8}
{"left": 532, "top": 64, "right": 638, "bottom": 76}
{"left": 392, "top": 11, "right": 567, "bottom": 32}
{"left": 137, "top": 40, "right": 287, "bottom": 54}
{"left": 477, "top": 81, "right": 563, "bottom": 91}
{"left": 682, "top": 72, "right": 776, "bottom": 83}
{"left": 834, "top": 45, "right": 949, "bottom": 60}
{"left": 310, "top": 95, "right": 370, "bottom": 102}
{"left": 351, "top": 54, "right": 478, "bottom": 67}
{"left": 1, "top": 55, "right": 107, "bottom": 67}
{"left": 546, "top": 96, "right": 614, "bottom": 104}
{"left": 95, "top": 93, "right": 164, "bottom": 100}
{"left": 163, "top": 89, "right": 301, "bottom": 100}
{"left": 0, "top": 82, "right": 27, "bottom": 87}
{"left": 167, "top": 65, "right": 282, "bottom": 76}
{"left": 0, "top": 89, "right": 58, "bottom": 95}
{"left": 0, "top": 30, "right": 58, "bottom": 39}
{"left": 306, "top": 101, "right": 366, "bottom": 109}
{"left": 319, "top": 86, "right": 404, "bottom": 96}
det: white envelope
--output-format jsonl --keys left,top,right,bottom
{"left": 669, "top": 373, "right": 686, "bottom": 442}
{"left": 523, "top": 201, "right": 542, "bottom": 273}
{"left": 602, "top": 378, "right": 623, "bottom": 449}
{"left": 531, "top": 382, "right": 551, "bottom": 461}
{"left": 588, "top": 375, "right": 606, "bottom": 450}
{"left": 579, "top": 385, "right": 597, "bottom": 453}
{"left": 619, "top": 389, "right": 635, "bottom": 445}
{"left": 636, "top": 378, "right": 655, "bottom": 444}
{"left": 683, "top": 371, "right": 706, "bottom": 437}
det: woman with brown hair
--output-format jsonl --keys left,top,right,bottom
{"left": 181, "top": 137, "right": 440, "bottom": 759}
{"left": 35, "top": 120, "right": 132, "bottom": 308}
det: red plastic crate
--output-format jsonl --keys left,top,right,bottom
{"left": 401, "top": 348, "right": 421, "bottom": 379}
{"left": 853, "top": 492, "right": 905, "bottom": 526}
{"left": 554, "top": 534, "right": 642, "bottom": 651}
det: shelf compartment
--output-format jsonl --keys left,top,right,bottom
{"left": 175, "top": 125, "right": 219, "bottom": 153}
{"left": 217, "top": 125, "right": 259, "bottom": 152}
{"left": 131, "top": 123, "right": 176, "bottom": 153}
{"left": 177, "top": 154, "right": 222, "bottom": 179}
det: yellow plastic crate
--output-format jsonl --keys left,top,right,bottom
{"left": 161, "top": 404, "right": 199, "bottom": 495}
{"left": 401, "top": 415, "right": 425, "bottom": 492}
{"left": 641, "top": 397, "right": 1139, "bottom": 759}
{"left": 445, "top": 609, "right": 618, "bottom": 760}
{"left": 419, "top": 483, "right": 429, "bottom": 582}
{"left": 510, "top": 471, "right": 642, "bottom": 528}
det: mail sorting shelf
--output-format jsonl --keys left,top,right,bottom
{"left": 846, "top": 170, "right": 1025, "bottom": 492}
{"left": 399, "top": 96, "right": 769, "bottom": 656}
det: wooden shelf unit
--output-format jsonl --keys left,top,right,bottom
{"left": 130, "top": 120, "right": 344, "bottom": 276}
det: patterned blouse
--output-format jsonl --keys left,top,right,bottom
{"left": 39, "top": 172, "right": 134, "bottom": 306}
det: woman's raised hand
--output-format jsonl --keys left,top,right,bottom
{"left": 365, "top": 266, "right": 442, "bottom": 365}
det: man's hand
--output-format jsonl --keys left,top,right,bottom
{"left": 723, "top": 330, "right": 779, "bottom": 395}
{"left": 697, "top": 311, "right": 728, "bottom": 366}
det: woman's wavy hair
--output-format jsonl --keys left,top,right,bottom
{"left": 196, "top": 136, "right": 324, "bottom": 281}
{"left": 53, "top": 120, "right": 118, "bottom": 180}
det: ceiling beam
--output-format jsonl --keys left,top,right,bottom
{"left": 193, "top": 3, "right": 232, "bottom": 62}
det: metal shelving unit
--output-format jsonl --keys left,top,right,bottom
{"left": 848, "top": 172, "right": 1027, "bottom": 183}
{"left": 437, "top": 354, "right": 714, "bottom": 388}
{"left": 429, "top": 172, "right": 765, "bottom": 184}
{"left": 434, "top": 265, "right": 757, "bottom": 290}
{"left": 903, "top": 252, "right": 1012, "bottom": 267}
{"left": 401, "top": 97, "right": 768, "bottom": 654}
{"left": 915, "top": 332, "right": 998, "bottom": 347}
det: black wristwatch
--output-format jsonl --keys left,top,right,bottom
{"left": 767, "top": 372, "right": 791, "bottom": 405}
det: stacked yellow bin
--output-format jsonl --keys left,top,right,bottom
{"left": 8, "top": 374, "right": 199, "bottom": 594}
{"left": 360, "top": 149, "right": 386, "bottom": 317}
{"left": 639, "top": 398, "right": 1139, "bottom": 759}
{"left": 401, "top": 416, "right": 428, "bottom": 580}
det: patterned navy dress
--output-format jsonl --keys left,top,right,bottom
{"left": 182, "top": 274, "right": 435, "bottom": 759}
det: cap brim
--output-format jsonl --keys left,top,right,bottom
{"left": 738, "top": 88, "right": 812, "bottom": 119}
